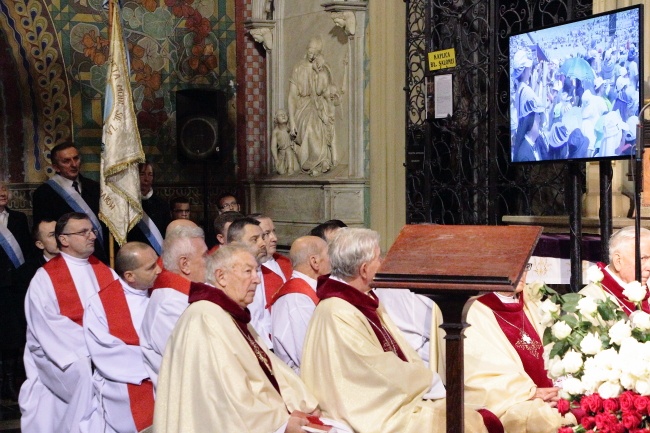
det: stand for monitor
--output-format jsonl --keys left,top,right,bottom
{"left": 634, "top": 103, "right": 650, "bottom": 281}
{"left": 372, "top": 224, "right": 542, "bottom": 433}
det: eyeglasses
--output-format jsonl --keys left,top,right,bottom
{"left": 61, "top": 228, "right": 98, "bottom": 238}
{"left": 220, "top": 202, "right": 238, "bottom": 210}
{"left": 525, "top": 263, "right": 532, "bottom": 271}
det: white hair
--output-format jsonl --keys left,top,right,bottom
{"left": 609, "top": 226, "right": 650, "bottom": 263}
{"left": 205, "top": 244, "right": 251, "bottom": 286}
{"left": 329, "top": 228, "right": 380, "bottom": 279}
{"left": 161, "top": 225, "right": 205, "bottom": 272}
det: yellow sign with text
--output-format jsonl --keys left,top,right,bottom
{"left": 428, "top": 48, "right": 456, "bottom": 71}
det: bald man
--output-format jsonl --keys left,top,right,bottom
{"left": 140, "top": 220, "right": 209, "bottom": 389}
{"left": 269, "top": 236, "right": 330, "bottom": 374}
{"left": 84, "top": 242, "right": 160, "bottom": 432}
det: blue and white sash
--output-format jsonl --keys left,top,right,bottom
{"left": 0, "top": 224, "right": 25, "bottom": 268}
{"left": 46, "top": 178, "right": 105, "bottom": 247}
{"left": 137, "top": 211, "right": 163, "bottom": 255}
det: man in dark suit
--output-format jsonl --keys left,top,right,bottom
{"left": 0, "top": 182, "right": 33, "bottom": 399}
{"left": 32, "top": 143, "right": 108, "bottom": 263}
{"left": 127, "top": 161, "right": 169, "bottom": 255}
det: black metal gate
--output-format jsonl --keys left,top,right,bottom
{"left": 405, "top": 0, "right": 593, "bottom": 225}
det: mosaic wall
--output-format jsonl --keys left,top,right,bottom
{"left": 0, "top": 0, "right": 237, "bottom": 183}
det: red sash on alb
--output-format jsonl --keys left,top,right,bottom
{"left": 597, "top": 262, "right": 650, "bottom": 315}
{"left": 274, "top": 253, "right": 293, "bottom": 280}
{"left": 98, "top": 280, "right": 154, "bottom": 432}
{"left": 44, "top": 255, "right": 114, "bottom": 326}
{"left": 267, "top": 278, "right": 319, "bottom": 309}
{"left": 150, "top": 259, "right": 191, "bottom": 296}
{"left": 262, "top": 266, "right": 285, "bottom": 310}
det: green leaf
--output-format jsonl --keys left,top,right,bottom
{"left": 142, "top": 8, "right": 175, "bottom": 40}
{"left": 577, "top": 321, "right": 593, "bottom": 332}
{"left": 562, "top": 315, "right": 578, "bottom": 328}
{"left": 597, "top": 303, "right": 616, "bottom": 321}
{"left": 543, "top": 327, "right": 554, "bottom": 346}
{"left": 549, "top": 340, "right": 569, "bottom": 358}
{"left": 90, "top": 64, "right": 109, "bottom": 93}
{"left": 194, "top": 0, "right": 215, "bottom": 19}
{"left": 70, "top": 23, "right": 100, "bottom": 55}
{"left": 183, "top": 32, "right": 195, "bottom": 54}
{"left": 561, "top": 293, "right": 582, "bottom": 313}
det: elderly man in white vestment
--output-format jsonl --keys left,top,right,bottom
{"left": 580, "top": 226, "right": 650, "bottom": 315}
{"left": 464, "top": 266, "right": 576, "bottom": 433}
{"left": 301, "top": 228, "right": 497, "bottom": 433}
{"left": 154, "top": 245, "right": 348, "bottom": 433}
{"left": 84, "top": 242, "right": 161, "bottom": 432}
{"left": 227, "top": 216, "right": 274, "bottom": 347}
{"left": 270, "top": 235, "right": 330, "bottom": 373}
{"left": 19, "top": 212, "right": 117, "bottom": 433}
{"left": 139, "top": 220, "right": 208, "bottom": 389}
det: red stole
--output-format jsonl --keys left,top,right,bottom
{"left": 273, "top": 253, "right": 293, "bottom": 280}
{"left": 262, "top": 266, "right": 284, "bottom": 310}
{"left": 477, "top": 293, "right": 552, "bottom": 388}
{"left": 597, "top": 262, "right": 650, "bottom": 315}
{"left": 207, "top": 244, "right": 221, "bottom": 255}
{"left": 188, "top": 282, "right": 282, "bottom": 395}
{"left": 44, "top": 255, "right": 114, "bottom": 326}
{"left": 267, "top": 277, "right": 319, "bottom": 309}
{"left": 317, "top": 276, "right": 407, "bottom": 362}
{"left": 98, "top": 280, "right": 155, "bottom": 431}
{"left": 262, "top": 254, "right": 293, "bottom": 309}
{"left": 150, "top": 257, "right": 191, "bottom": 296}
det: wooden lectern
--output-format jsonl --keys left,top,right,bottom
{"left": 372, "top": 224, "right": 542, "bottom": 433}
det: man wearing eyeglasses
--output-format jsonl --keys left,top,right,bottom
{"left": 20, "top": 212, "right": 118, "bottom": 433}
{"left": 32, "top": 143, "right": 108, "bottom": 264}
{"left": 217, "top": 193, "right": 240, "bottom": 215}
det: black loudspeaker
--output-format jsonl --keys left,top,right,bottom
{"left": 176, "top": 89, "right": 232, "bottom": 162}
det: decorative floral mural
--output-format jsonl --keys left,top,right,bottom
{"left": 0, "top": 0, "right": 236, "bottom": 183}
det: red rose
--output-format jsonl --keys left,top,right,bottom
{"left": 619, "top": 391, "right": 636, "bottom": 412}
{"left": 621, "top": 412, "right": 643, "bottom": 430}
{"left": 602, "top": 398, "right": 620, "bottom": 413}
{"left": 633, "top": 394, "right": 649, "bottom": 415}
{"left": 581, "top": 394, "right": 604, "bottom": 414}
{"left": 595, "top": 412, "right": 619, "bottom": 432}
{"left": 557, "top": 427, "right": 574, "bottom": 433}
{"left": 556, "top": 399, "right": 570, "bottom": 415}
{"left": 581, "top": 416, "right": 596, "bottom": 429}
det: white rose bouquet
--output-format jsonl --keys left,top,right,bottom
{"left": 540, "top": 267, "right": 650, "bottom": 432}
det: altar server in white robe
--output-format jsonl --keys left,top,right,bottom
{"left": 155, "top": 245, "right": 352, "bottom": 433}
{"left": 19, "top": 212, "right": 117, "bottom": 433}
{"left": 374, "top": 288, "right": 447, "bottom": 371}
{"left": 270, "top": 235, "right": 331, "bottom": 374}
{"left": 84, "top": 242, "right": 161, "bottom": 432}
{"left": 139, "top": 220, "right": 207, "bottom": 389}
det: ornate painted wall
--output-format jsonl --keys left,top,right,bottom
{"left": 0, "top": 0, "right": 237, "bottom": 184}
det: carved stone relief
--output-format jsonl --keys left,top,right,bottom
{"left": 266, "top": 0, "right": 366, "bottom": 179}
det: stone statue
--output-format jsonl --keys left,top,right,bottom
{"left": 331, "top": 11, "right": 356, "bottom": 36}
{"left": 250, "top": 28, "right": 273, "bottom": 51}
{"left": 270, "top": 109, "right": 300, "bottom": 175}
{"left": 288, "top": 37, "right": 342, "bottom": 176}
{"left": 252, "top": 0, "right": 273, "bottom": 20}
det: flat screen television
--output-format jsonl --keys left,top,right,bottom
{"left": 509, "top": 5, "right": 643, "bottom": 164}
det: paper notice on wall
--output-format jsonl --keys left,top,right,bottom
{"left": 434, "top": 74, "right": 453, "bottom": 118}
